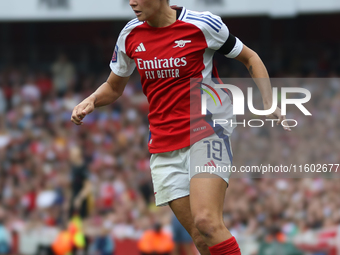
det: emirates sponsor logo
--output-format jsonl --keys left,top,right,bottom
{"left": 137, "top": 57, "right": 187, "bottom": 70}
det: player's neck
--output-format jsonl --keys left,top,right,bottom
{"left": 146, "top": 7, "right": 177, "bottom": 28}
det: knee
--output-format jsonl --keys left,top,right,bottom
{"left": 193, "top": 211, "right": 224, "bottom": 239}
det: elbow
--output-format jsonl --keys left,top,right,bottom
{"left": 107, "top": 81, "right": 124, "bottom": 98}
{"left": 117, "top": 89, "right": 125, "bottom": 98}
{"left": 236, "top": 45, "right": 268, "bottom": 77}
{"left": 235, "top": 45, "right": 259, "bottom": 67}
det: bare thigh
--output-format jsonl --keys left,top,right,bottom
{"left": 190, "top": 174, "right": 232, "bottom": 246}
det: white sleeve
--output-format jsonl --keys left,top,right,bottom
{"left": 109, "top": 30, "right": 136, "bottom": 77}
{"left": 186, "top": 11, "right": 243, "bottom": 58}
{"left": 225, "top": 37, "right": 243, "bottom": 59}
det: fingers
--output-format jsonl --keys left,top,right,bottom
{"left": 275, "top": 109, "right": 291, "bottom": 132}
{"left": 266, "top": 107, "right": 291, "bottom": 132}
{"left": 71, "top": 100, "right": 94, "bottom": 125}
{"left": 82, "top": 103, "right": 94, "bottom": 117}
{"left": 279, "top": 115, "right": 291, "bottom": 132}
{"left": 276, "top": 114, "right": 284, "bottom": 125}
{"left": 76, "top": 105, "right": 87, "bottom": 119}
{"left": 71, "top": 106, "right": 85, "bottom": 125}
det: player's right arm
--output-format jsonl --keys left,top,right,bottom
{"left": 71, "top": 71, "right": 129, "bottom": 125}
{"left": 71, "top": 19, "right": 141, "bottom": 125}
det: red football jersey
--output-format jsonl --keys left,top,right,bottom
{"left": 110, "top": 7, "right": 243, "bottom": 153}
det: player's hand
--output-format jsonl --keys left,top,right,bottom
{"left": 71, "top": 95, "right": 96, "bottom": 125}
{"left": 265, "top": 106, "right": 291, "bottom": 131}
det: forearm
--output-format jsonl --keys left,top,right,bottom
{"left": 71, "top": 72, "right": 128, "bottom": 125}
{"left": 234, "top": 45, "right": 288, "bottom": 129}
{"left": 75, "top": 187, "right": 89, "bottom": 202}
{"left": 246, "top": 54, "right": 273, "bottom": 107}
{"left": 74, "top": 182, "right": 92, "bottom": 203}
{"left": 91, "top": 81, "right": 123, "bottom": 108}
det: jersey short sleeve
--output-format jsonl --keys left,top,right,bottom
{"left": 185, "top": 10, "right": 243, "bottom": 58}
{"left": 109, "top": 28, "right": 136, "bottom": 77}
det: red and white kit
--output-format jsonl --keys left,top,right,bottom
{"left": 110, "top": 6, "right": 244, "bottom": 205}
{"left": 110, "top": 6, "right": 243, "bottom": 154}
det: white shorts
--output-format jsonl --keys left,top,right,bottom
{"left": 150, "top": 133, "right": 233, "bottom": 206}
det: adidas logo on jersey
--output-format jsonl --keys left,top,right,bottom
{"left": 135, "top": 43, "right": 146, "bottom": 52}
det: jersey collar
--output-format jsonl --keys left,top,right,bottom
{"left": 171, "top": 6, "right": 187, "bottom": 21}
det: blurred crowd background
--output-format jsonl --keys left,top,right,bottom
{"left": 0, "top": 11, "right": 340, "bottom": 255}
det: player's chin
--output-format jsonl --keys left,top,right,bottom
{"left": 136, "top": 15, "right": 146, "bottom": 21}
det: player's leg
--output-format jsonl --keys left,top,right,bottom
{"left": 190, "top": 176, "right": 241, "bottom": 254}
{"left": 190, "top": 175, "right": 231, "bottom": 245}
{"left": 189, "top": 133, "right": 241, "bottom": 254}
{"left": 169, "top": 196, "right": 210, "bottom": 255}
{"left": 150, "top": 149, "right": 209, "bottom": 255}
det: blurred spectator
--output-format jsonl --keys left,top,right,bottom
{"left": 36, "top": 71, "right": 53, "bottom": 99}
{"left": 21, "top": 75, "right": 41, "bottom": 102}
{"left": 0, "top": 88, "right": 6, "bottom": 114}
{"left": 18, "top": 212, "right": 59, "bottom": 255}
{"left": 51, "top": 53, "right": 76, "bottom": 96}
{"left": 0, "top": 116, "right": 10, "bottom": 149}
{"left": 138, "top": 223, "right": 174, "bottom": 255}
{"left": 51, "top": 224, "right": 73, "bottom": 255}
{"left": 89, "top": 227, "right": 115, "bottom": 255}
{"left": 258, "top": 226, "right": 303, "bottom": 255}
{"left": 52, "top": 218, "right": 86, "bottom": 255}
{"left": 36, "top": 181, "right": 58, "bottom": 210}
{"left": 0, "top": 219, "right": 12, "bottom": 254}
{"left": 171, "top": 215, "right": 194, "bottom": 255}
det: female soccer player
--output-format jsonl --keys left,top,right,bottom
{"left": 71, "top": 0, "right": 290, "bottom": 254}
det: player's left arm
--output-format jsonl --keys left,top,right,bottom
{"left": 199, "top": 11, "right": 290, "bottom": 131}
{"left": 234, "top": 45, "right": 291, "bottom": 131}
